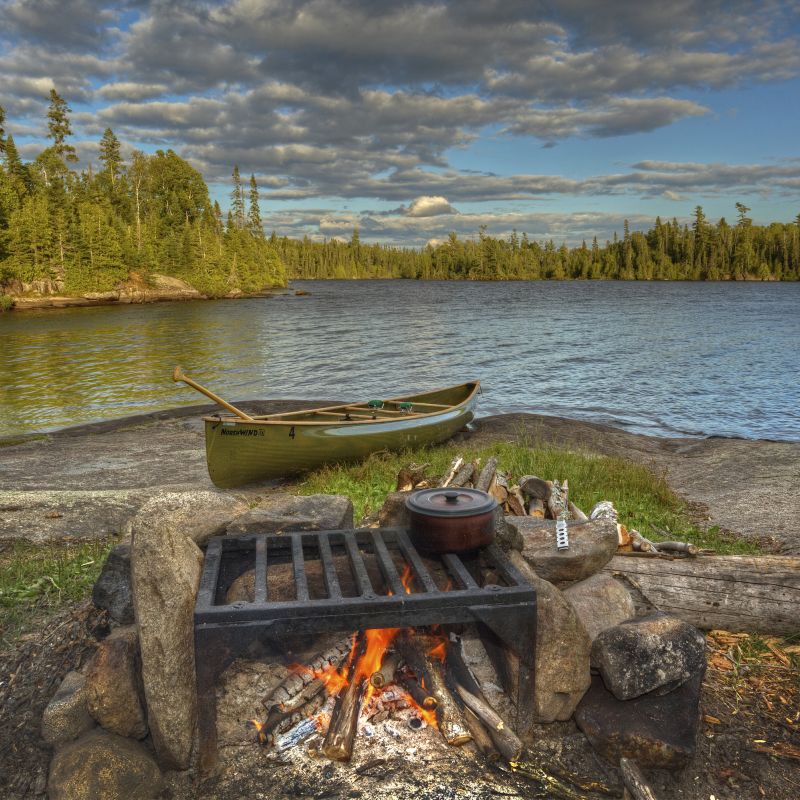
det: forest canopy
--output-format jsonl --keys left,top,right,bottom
{"left": 0, "top": 93, "right": 285, "bottom": 298}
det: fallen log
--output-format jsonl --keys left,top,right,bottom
{"left": 474, "top": 457, "right": 498, "bottom": 493}
{"left": 398, "top": 633, "right": 471, "bottom": 745}
{"left": 322, "top": 634, "right": 367, "bottom": 761}
{"left": 619, "top": 758, "right": 659, "bottom": 800}
{"left": 603, "top": 554, "right": 800, "bottom": 636}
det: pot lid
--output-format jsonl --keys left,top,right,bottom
{"left": 405, "top": 488, "right": 497, "bottom": 518}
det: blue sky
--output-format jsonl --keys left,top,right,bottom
{"left": 1, "top": 0, "right": 799, "bottom": 245}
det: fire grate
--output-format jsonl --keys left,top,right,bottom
{"left": 194, "top": 527, "right": 537, "bottom": 773}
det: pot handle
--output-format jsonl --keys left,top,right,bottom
{"left": 444, "top": 491, "right": 460, "bottom": 503}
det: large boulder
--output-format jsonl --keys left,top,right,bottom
{"left": 509, "top": 551, "right": 591, "bottom": 722}
{"left": 563, "top": 573, "right": 636, "bottom": 645}
{"left": 126, "top": 490, "right": 248, "bottom": 545}
{"left": 575, "top": 671, "right": 704, "bottom": 769}
{"left": 48, "top": 729, "right": 162, "bottom": 800}
{"left": 92, "top": 544, "right": 134, "bottom": 624}
{"left": 85, "top": 626, "right": 147, "bottom": 739}
{"left": 592, "top": 612, "right": 707, "bottom": 700}
{"left": 226, "top": 493, "right": 353, "bottom": 535}
{"left": 507, "top": 517, "right": 618, "bottom": 583}
{"left": 41, "top": 671, "right": 95, "bottom": 747}
{"left": 131, "top": 497, "right": 204, "bottom": 769}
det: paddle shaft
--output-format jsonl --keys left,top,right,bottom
{"left": 172, "top": 366, "right": 255, "bottom": 421}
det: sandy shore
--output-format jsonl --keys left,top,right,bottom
{"left": 1, "top": 403, "right": 797, "bottom": 551}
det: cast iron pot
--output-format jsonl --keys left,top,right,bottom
{"left": 405, "top": 488, "right": 498, "bottom": 554}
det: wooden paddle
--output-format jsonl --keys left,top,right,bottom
{"left": 172, "top": 365, "right": 255, "bottom": 421}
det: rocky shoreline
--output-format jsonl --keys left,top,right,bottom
{"left": 1, "top": 273, "right": 292, "bottom": 311}
{"left": 1, "top": 403, "right": 797, "bottom": 553}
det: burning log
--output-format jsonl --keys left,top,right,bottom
{"left": 395, "top": 669, "right": 437, "bottom": 711}
{"left": 619, "top": 757, "right": 659, "bottom": 800}
{"left": 441, "top": 456, "right": 465, "bottom": 487}
{"left": 262, "top": 637, "right": 352, "bottom": 709}
{"left": 322, "top": 634, "right": 368, "bottom": 761}
{"left": 397, "top": 633, "right": 471, "bottom": 746}
{"left": 447, "top": 637, "right": 523, "bottom": 762}
{"left": 546, "top": 479, "right": 569, "bottom": 520}
{"left": 370, "top": 652, "right": 400, "bottom": 689}
{"left": 474, "top": 457, "right": 498, "bottom": 493}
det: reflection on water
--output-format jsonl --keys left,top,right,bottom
{"left": 1, "top": 281, "right": 798, "bottom": 440}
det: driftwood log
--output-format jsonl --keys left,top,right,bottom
{"left": 604, "top": 555, "right": 800, "bottom": 635}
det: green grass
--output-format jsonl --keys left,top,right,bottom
{"left": 289, "top": 436, "right": 760, "bottom": 556}
{"left": 0, "top": 539, "right": 114, "bottom": 649}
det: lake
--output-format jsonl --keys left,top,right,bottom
{"left": 1, "top": 280, "right": 798, "bottom": 441}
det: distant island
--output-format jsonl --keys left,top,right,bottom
{"left": 1, "top": 93, "right": 798, "bottom": 312}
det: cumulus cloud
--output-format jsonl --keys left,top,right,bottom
{"left": 406, "top": 196, "right": 458, "bottom": 217}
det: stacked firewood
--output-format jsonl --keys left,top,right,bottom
{"left": 256, "top": 632, "right": 523, "bottom": 764}
{"left": 397, "top": 456, "right": 705, "bottom": 558}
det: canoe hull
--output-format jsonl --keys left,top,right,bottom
{"left": 204, "top": 385, "right": 478, "bottom": 488}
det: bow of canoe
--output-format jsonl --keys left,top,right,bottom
{"left": 203, "top": 381, "right": 480, "bottom": 488}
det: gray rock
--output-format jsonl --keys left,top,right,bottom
{"left": 48, "top": 729, "right": 162, "bottom": 800}
{"left": 41, "top": 671, "right": 95, "bottom": 747}
{"left": 575, "top": 670, "right": 704, "bottom": 769}
{"left": 509, "top": 551, "right": 592, "bottom": 722}
{"left": 592, "top": 612, "right": 707, "bottom": 700}
{"left": 92, "top": 544, "right": 134, "bottom": 624}
{"left": 131, "top": 497, "right": 204, "bottom": 769}
{"left": 127, "top": 490, "right": 248, "bottom": 545}
{"left": 85, "top": 626, "right": 147, "bottom": 739}
{"left": 226, "top": 493, "right": 353, "bottom": 535}
{"left": 507, "top": 517, "right": 618, "bottom": 583}
{"left": 494, "top": 507, "right": 522, "bottom": 551}
{"left": 563, "top": 573, "right": 636, "bottom": 645}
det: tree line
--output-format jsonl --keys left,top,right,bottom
{"left": 277, "top": 210, "right": 800, "bottom": 282}
{"left": 0, "top": 93, "right": 284, "bottom": 301}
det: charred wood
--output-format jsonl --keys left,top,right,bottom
{"left": 322, "top": 634, "right": 368, "bottom": 761}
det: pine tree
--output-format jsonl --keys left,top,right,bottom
{"left": 248, "top": 174, "right": 262, "bottom": 236}
{"left": 230, "top": 166, "right": 245, "bottom": 228}
{"left": 98, "top": 128, "right": 123, "bottom": 190}
{"left": 46, "top": 89, "right": 78, "bottom": 163}
{"left": 0, "top": 104, "right": 5, "bottom": 154}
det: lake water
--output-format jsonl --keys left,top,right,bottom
{"left": 1, "top": 280, "right": 798, "bottom": 441}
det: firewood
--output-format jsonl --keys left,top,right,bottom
{"left": 322, "top": 634, "right": 368, "bottom": 761}
{"left": 617, "top": 523, "right": 632, "bottom": 546}
{"left": 262, "top": 637, "right": 352, "bottom": 708}
{"left": 604, "top": 554, "right": 800, "bottom": 635}
{"left": 441, "top": 456, "right": 464, "bottom": 487}
{"left": 396, "top": 462, "right": 430, "bottom": 492}
{"left": 653, "top": 541, "right": 699, "bottom": 556}
{"left": 568, "top": 501, "right": 588, "bottom": 522}
{"left": 590, "top": 500, "right": 618, "bottom": 522}
{"left": 370, "top": 652, "right": 400, "bottom": 689}
{"left": 395, "top": 669, "right": 437, "bottom": 710}
{"left": 462, "top": 707, "right": 499, "bottom": 762}
{"left": 546, "top": 479, "right": 568, "bottom": 520}
{"left": 397, "top": 633, "right": 471, "bottom": 746}
{"left": 450, "top": 462, "right": 475, "bottom": 488}
{"left": 528, "top": 497, "right": 545, "bottom": 518}
{"left": 507, "top": 486, "right": 526, "bottom": 517}
{"left": 447, "top": 637, "right": 523, "bottom": 762}
{"left": 489, "top": 472, "right": 509, "bottom": 505}
{"left": 630, "top": 529, "right": 657, "bottom": 552}
{"left": 474, "top": 457, "right": 498, "bottom": 493}
{"left": 518, "top": 475, "right": 550, "bottom": 500}
{"left": 619, "top": 758, "right": 659, "bottom": 800}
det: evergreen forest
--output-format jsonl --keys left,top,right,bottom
{"left": 0, "top": 94, "right": 285, "bottom": 301}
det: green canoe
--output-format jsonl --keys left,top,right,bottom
{"left": 203, "top": 381, "right": 480, "bottom": 488}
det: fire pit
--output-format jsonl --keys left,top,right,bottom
{"left": 194, "top": 527, "right": 537, "bottom": 772}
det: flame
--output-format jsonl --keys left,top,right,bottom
{"left": 428, "top": 639, "right": 447, "bottom": 662}
{"left": 400, "top": 565, "right": 414, "bottom": 594}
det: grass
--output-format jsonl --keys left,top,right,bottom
{"left": 289, "top": 435, "right": 761, "bottom": 555}
{"left": 0, "top": 539, "right": 114, "bottom": 649}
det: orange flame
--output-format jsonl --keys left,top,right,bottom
{"left": 428, "top": 639, "right": 447, "bottom": 662}
{"left": 400, "top": 565, "right": 414, "bottom": 594}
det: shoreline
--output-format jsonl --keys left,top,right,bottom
{"left": 1, "top": 403, "right": 797, "bottom": 554}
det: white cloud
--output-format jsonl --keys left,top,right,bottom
{"left": 406, "top": 196, "right": 458, "bottom": 217}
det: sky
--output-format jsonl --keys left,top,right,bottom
{"left": 1, "top": 0, "right": 799, "bottom": 246}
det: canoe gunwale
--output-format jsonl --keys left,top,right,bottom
{"left": 201, "top": 381, "right": 480, "bottom": 428}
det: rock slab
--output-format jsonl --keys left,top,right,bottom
{"left": 85, "top": 626, "right": 147, "bottom": 739}
{"left": 92, "top": 544, "right": 134, "bottom": 624}
{"left": 592, "top": 611, "right": 707, "bottom": 700}
{"left": 563, "top": 573, "right": 636, "bottom": 644}
{"left": 575, "top": 671, "right": 704, "bottom": 769}
{"left": 41, "top": 671, "right": 95, "bottom": 747}
{"left": 47, "top": 729, "right": 162, "bottom": 800}
{"left": 226, "top": 493, "right": 353, "bottom": 535}
{"left": 509, "top": 551, "right": 591, "bottom": 722}
{"left": 508, "top": 517, "right": 618, "bottom": 583}
{"left": 131, "top": 497, "right": 204, "bottom": 769}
